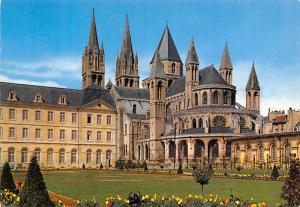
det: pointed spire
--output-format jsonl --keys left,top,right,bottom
{"left": 150, "top": 50, "right": 165, "bottom": 78}
{"left": 219, "top": 42, "right": 233, "bottom": 70}
{"left": 106, "top": 78, "right": 113, "bottom": 90}
{"left": 88, "top": 9, "right": 99, "bottom": 49}
{"left": 246, "top": 61, "right": 260, "bottom": 90}
{"left": 185, "top": 39, "right": 199, "bottom": 65}
{"left": 120, "top": 15, "right": 133, "bottom": 58}
{"left": 150, "top": 25, "right": 182, "bottom": 63}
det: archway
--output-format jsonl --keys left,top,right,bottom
{"left": 178, "top": 140, "right": 188, "bottom": 160}
{"left": 169, "top": 141, "right": 176, "bottom": 158}
{"left": 194, "top": 140, "right": 205, "bottom": 158}
{"left": 208, "top": 139, "right": 219, "bottom": 159}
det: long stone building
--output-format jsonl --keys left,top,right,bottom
{"left": 0, "top": 10, "right": 299, "bottom": 169}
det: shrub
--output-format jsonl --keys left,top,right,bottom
{"left": 100, "top": 163, "right": 103, "bottom": 169}
{"left": 271, "top": 165, "right": 280, "bottom": 180}
{"left": 160, "top": 164, "right": 164, "bottom": 170}
{"left": 236, "top": 165, "right": 242, "bottom": 172}
{"left": 193, "top": 168, "right": 211, "bottom": 195}
{"left": 19, "top": 156, "right": 54, "bottom": 207}
{"left": 143, "top": 161, "right": 148, "bottom": 171}
{"left": 281, "top": 159, "right": 300, "bottom": 207}
{"left": 115, "top": 160, "right": 125, "bottom": 170}
{"left": 0, "top": 162, "right": 16, "bottom": 192}
{"left": 177, "top": 163, "right": 183, "bottom": 174}
{"left": 82, "top": 163, "right": 86, "bottom": 170}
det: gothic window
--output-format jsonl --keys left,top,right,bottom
{"left": 157, "top": 81, "right": 163, "bottom": 100}
{"left": 284, "top": 143, "right": 291, "bottom": 162}
{"left": 270, "top": 144, "right": 276, "bottom": 161}
{"left": 130, "top": 79, "right": 134, "bottom": 87}
{"left": 226, "top": 142, "right": 231, "bottom": 157}
{"left": 212, "top": 91, "right": 219, "bottom": 104}
{"left": 202, "top": 92, "right": 207, "bottom": 105}
{"left": 194, "top": 93, "right": 198, "bottom": 106}
{"left": 192, "top": 118, "right": 196, "bottom": 128}
{"left": 240, "top": 117, "right": 246, "bottom": 128}
{"left": 169, "top": 141, "right": 176, "bottom": 158}
{"left": 172, "top": 63, "right": 176, "bottom": 73}
{"left": 223, "top": 91, "right": 229, "bottom": 104}
{"left": 168, "top": 80, "right": 173, "bottom": 87}
{"left": 125, "top": 78, "right": 129, "bottom": 87}
{"left": 133, "top": 104, "right": 137, "bottom": 114}
{"left": 258, "top": 145, "right": 264, "bottom": 162}
{"left": 198, "top": 118, "right": 203, "bottom": 128}
{"left": 194, "top": 140, "right": 204, "bottom": 158}
{"left": 213, "top": 116, "right": 226, "bottom": 128}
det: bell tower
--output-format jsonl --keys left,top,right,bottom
{"left": 219, "top": 42, "right": 233, "bottom": 84}
{"left": 82, "top": 9, "right": 105, "bottom": 89}
{"left": 246, "top": 61, "right": 260, "bottom": 113}
{"left": 149, "top": 52, "right": 167, "bottom": 161}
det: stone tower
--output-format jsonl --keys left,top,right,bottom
{"left": 82, "top": 9, "right": 105, "bottom": 89}
{"left": 149, "top": 52, "right": 167, "bottom": 161}
{"left": 219, "top": 43, "right": 233, "bottom": 85}
{"left": 150, "top": 25, "right": 182, "bottom": 88}
{"left": 246, "top": 62, "right": 260, "bottom": 113}
{"left": 115, "top": 16, "right": 139, "bottom": 88}
{"left": 185, "top": 40, "right": 199, "bottom": 108}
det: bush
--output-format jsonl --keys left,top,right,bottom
{"left": 177, "top": 163, "right": 183, "bottom": 174}
{"left": 82, "top": 163, "right": 86, "bottom": 170}
{"left": 160, "top": 165, "right": 164, "bottom": 170}
{"left": 193, "top": 168, "right": 211, "bottom": 195}
{"left": 281, "top": 159, "right": 300, "bottom": 207}
{"left": 115, "top": 160, "right": 125, "bottom": 170}
{"left": 0, "top": 162, "right": 16, "bottom": 192}
{"left": 143, "top": 161, "right": 148, "bottom": 171}
{"left": 19, "top": 156, "right": 54, "bottom": 207}
{"left": 271, "top": 165, "right": 280, "bottom": 180}
{"left": 236, "top": 165, "right": 242, "bottom": 172}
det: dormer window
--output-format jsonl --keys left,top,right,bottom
{"left": 59, "top": 95, "right": 67, "bottom": 105}
{"left": 8, "top": 91, "right": 17, "bottom": 101}
{"left": 34, "top": 93, "right": 42, "bottom": 103}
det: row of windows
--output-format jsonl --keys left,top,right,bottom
{"left": 8, "top": 91, "right": 67, "bottom": 105}
{"left": 0, "top": 148, "right": 112, "bottom": 165}
{"left": 0, "top": 108, "right": 112, "bottom": 125}
{"left": 0, "top": 127, "right": 112, "bottom": 142}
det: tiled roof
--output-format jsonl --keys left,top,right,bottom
{"left": 219, "top": 43, "right": 233, "bottom": 70}
{"left": 114, "top": 86, "right": 149, "bottom": 100}
{"left": 246, "top": 62, "right": 260, "bottom": 90}
{"left": 150, "top": 52, "right": 166, "bottom": 78}
{"left": 0, "top": 82, "right": 115, "bottom": 107}
{"left": 185, "top": 40, "right": 199, "bottom": 65}
{"left": 166, "top": 77, "right": 186, "bottom": 97}
{"left": 272, "top": 115, "right": 287, "bottom": 124}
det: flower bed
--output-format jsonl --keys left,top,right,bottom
{"left": 0, "top": 189, "right": 20, "bottom": 207}
{"left": 76, "top": 193, "right": 267, "bottom": 207}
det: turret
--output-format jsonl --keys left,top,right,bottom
{"left": 246, "top": 61, "right": 260, "bottom": 113}
{"left": 219, "top": 43, "right": 233, "bottom": 84}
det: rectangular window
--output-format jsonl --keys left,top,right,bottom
{"left": 47, "top": 150, "right": 53, "bottom": 164}
{"left": 8, "top": 150, "right": 14, "bottom": 163}
{"left": 72, "top": 113, "right": 77, "bottom": 123}
{"left": 107, "top": 115, "right": 111, "bottom": 125}
{"left": 60, "top": 129, "right": 66, "bottom": 140}
{"left": 71, "top": 130, "right": 77, "bottom": 140}
{"left": 21, "top": 150, "right": 28, "bottom": 163}
{"left": 35, "top": 110, "right": 41, "bottom": 121}
{"left": 48, "top": 129, "right": 53, "bottom": 140}
{"left": 9, "top": 109, "right": 15, "bottom": 120}
{"left": 87, "top": 114, "right": 92, "bottom": 124}
{"left": 0, "top": 126, "right": 2, "bottom": 138}
{"left": 97, "top": 115, "right": 102, "bottom": 125}
{"left": 107, "top": 132, "right": 112, "bottom": 142}
{"left": 22, "top": 128, "right": 29, "bottom": 139}
{"left": 0, "top": 108, "right": 3, "bottom": 119}
{"left": 97, "top": 131, "right": 101, "bottom": 141}
{"left": 35, "top": 128, "right": 41, "bottom": 139}
{"left": 87, "top": 131, "right": 92, "bottom": 141}
{"left": 9, "top": 127, "right": 15, "bottom": 138}
{"left": 48, "top": 111, "right": 53, "bottom": 122}
{"left": 60, "top": 112, "right": 65, "bottom": 123}
{"left": 22, "top": 109, "right": 28, "bottom": 120}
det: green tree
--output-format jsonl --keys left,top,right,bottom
{"left": 271, "top": 165, "right": 280, "bottom": 180}
{"left": 193, "top": 168, "right": 211, "bottom": 195}
{"left": 281, "top": 159, "right": 300, "bottom": 207}
{"left": 0, "top": 162, "right": 16, "bottom": 192}
{"left": 19, "top": 156, "right": 54, "bottom": 207}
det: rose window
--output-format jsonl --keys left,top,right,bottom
{"left": 213, "top": 116, "right": 226, "bottom": 128}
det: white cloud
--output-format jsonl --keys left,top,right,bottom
{"left": 0, "top": 74, "right": 65, "bottom": 88}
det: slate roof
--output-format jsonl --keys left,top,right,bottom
{"left": 114, "top": 86, "right": 149, "bottom": 100}
{"left": 182, "top": 128, "right": 205, "bottom": 134}
{"left": 126, "top": 113, "right": 147, "bottom": 120}
{"left": 150, "top": 26, "right": 182, "bottom": 64}
{"left": 219, "top": 43, "right": 233, "bottom": 69}
{"left": 120, "top": 15, "right": 134, "bottom": 58}
{"left": 246, "top": 62, "right": 260, "bottom": 90}
{"left": 209, "top": 127, "right": 233, "bottom": 133}
{"left": 150, "top": 51, "right": 166, "bottom": 78}
{"left": 166, "top": 65, "right": 227, "bottom": 97}
{"left": 0, "top": 82, "right": 115, "bottom": 107}
{"left": 295, "top": 122, "right": 300, "bottom": 127}
{"left": 88, "top": 9, "right": 99, "bottom": 50}
{"left": 185, "top": 40, "right": 199, "bottom": 65}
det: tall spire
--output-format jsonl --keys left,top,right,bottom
{"left": 185, "top": 39, "right": 199, "bottom": 65}
{"left": 120, "top": 15, "right": 133, "bottom": 58}
{"left": 219, "top": 42, "right": 233, "bottom": 70}
{"left": 88, "top": 8, "right": 99, "bottom": 49}
{"left": 246, "top": 61, "right": 260, "bottom": 90}
{"left": 150, "top": 50, "right": 165, "bottom": 78}
{"left": 150, "top": 25, "right": 182, "bottom": 64}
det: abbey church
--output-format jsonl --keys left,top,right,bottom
{"left": 0, "top": 10, "right": 299, "bottom": 169}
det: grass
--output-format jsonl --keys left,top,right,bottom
{"left": 13, "top": 170, "right": 284, "bottom": 206}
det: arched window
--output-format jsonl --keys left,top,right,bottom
{"left": 71, "top": 149, "right": 77, "bottom": 164}
{"left": 194, "top": 93, "right": 198, "bottom": 106}
{"left": 172, "top": 63, "right": 176, "bottom": 73}
{"left": 21, "top": 148, "right": 28, "bottom": 163}
{"left": 194, "top": 140, "right": 204, "bottom": 158}
{"left": 125, "top": 78, "right": 129, "bottom": 87}
{"left": 258, "top": 145, "right": 264, "bottom": 162}
{"left": 226, "top": 142, "right": 231, "bottom": 157}
{"left": 47, "top": 148, "right": 53, "bottom": 164}
{"left": 240, "top": 117, "right": 246, "bottom": 128}
{"left": 96, "top": 150, "right": 102, "bottom": 164}
{"left": 169, "top": 141, "right": 176, "bottom": 158}
{"left": 284, "top": 143, "right": 291, "bottom": 162}
{"left": 202, "top": 92, "right": 207, "bottom": 105}
{"left": 106, "top": 150, "right": 112, "bottom": 167}
{"left": 223, "top": 91, "right": 229, "bottom": 104}
{"left": 132, "top": 104, "right": 137, "bottom": 114}
{"left": 8, "top": 147, "right": 14, "bottom": 163}
{"left": 157, "top": 81, "right": 163, "bottom": 100}
{"left": 198, "top": 118, "right": 203, "bottom": 128}
{"left": 59, "top": 149, "right": 65, "bottom": 164}
{"left": 192, "top": 118, "right": 196, "bottom": 128}
{"left": 212, "top": 91, "right": 219, "bottom": 104}
{"left": 130, "top": 79, "right": 134, "bottom": 87}
{"left": 34, "top": 148, "right": 41, "bottom": 163}
{"left": 270, "top": 144, "right": 276, "bottom": 161}
{"left": 86, "top": 149, "right": 92, "bottom": 163}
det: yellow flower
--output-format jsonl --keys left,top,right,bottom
{"left": 124, "top": 199, "right": 129, "bottom": 204}
{"left": 251, "top": 204, "right": 257, "bottom": 207}
{"left": 235, "top": 200, "right": 240, "bottom": 205}
{"left": 105, "top": 200, "right": 109, "bottom": 205}
{"left": 151, "top": 198, "right": 155, "bottom": 202}
{"left": 188, "top": 194, "right": 193, "bottom": 198}
{"left": 220, "top": 201, "right": 224, "bottom": 205}
{"left": 142, "top": 196, "right": 145, "bottom": 200}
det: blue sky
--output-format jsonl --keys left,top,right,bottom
{"left": 0, "top": 0, "right": 300, "bottom": 115}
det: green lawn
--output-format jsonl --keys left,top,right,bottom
{"left": 13, "top": 170, "right": 284, "bottom": 206}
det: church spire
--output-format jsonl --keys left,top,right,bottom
{"left": 150, "top": 50, "right": 165, "bottom": 78}
{"left": 120, "top": 15, "right": 133, "bottom": 58}
{"left": 185, "top": 39, "right": 199, "bottom": 65}
{"left": 88, "top": 9, "right": 99, "bottom": 50}
{"left": 219, "top": 42, "right": 233, "bottom": 84}
{"left": 246, "top": 61, "right": 260, "bottom": 90}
